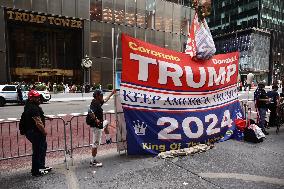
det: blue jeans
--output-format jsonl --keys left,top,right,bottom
{"left": 258, "top": 108, "right": 267, "bottom": 129}
{"left": 25, "top": 129, "right": 47, "bottom": 173}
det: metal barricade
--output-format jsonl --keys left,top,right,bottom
{"left": 0, "top": 117, "right": 69, "bottom": 169}
{"left": 68, "top": 112, "right": 117, "bottom": 164}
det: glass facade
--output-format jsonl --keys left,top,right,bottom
{"left": 0, "top": 0, "right": 193, "bottom": 86}
{"left": 208, "top": 0, "right": 284, "bottom": 84}
{"left": 89, "top": 0, "right": 193, "bottom": 87}
{"left": 90, "top": 0, "right": 191, "bottom": 34}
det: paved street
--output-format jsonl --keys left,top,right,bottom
{"left": 0, "top": 92, "right": 115, "bottom": 120}
{"left": 0, "top": 126, "right": 283, "bottom": 189}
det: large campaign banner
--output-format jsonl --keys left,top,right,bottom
{"left": 120, "top": 34, "right": 243, "bottom": 155}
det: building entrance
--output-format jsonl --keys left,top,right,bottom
{"left": 7, "top": 18, "right": 83, "bottom": 84}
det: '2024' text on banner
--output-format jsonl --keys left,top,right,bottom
{"left": 120, "top": 34, "right": 243, "bottom": 155}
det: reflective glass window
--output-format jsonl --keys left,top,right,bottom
{"left": 172, "top": 4, "right": 181, "bottom": 34}
{"left": 114, "top": 0, "right": 125, "bottom": 24}
{"left": 155, "top": 31, "right": 165, "bottom": 47}
{"left": 136, "top": 27, "right": 146, "bottom": 41}
{"left": 165, "top": 32, "right": 173, "bottom": 50}
{"left": 145, "top": 29, "right": 155, "bottom": 44}
{"left": 164, "top": 2, "right": 173, "bottom": 32}
{"left": 125, "top": 0, "right": 136, "bottom": 26}
{"left": 146, "top": 0, "right": 155, "bottom": 29}
{"left": 48, "top": 0, "right": 62, "bottom": 15}
{"left": 172, "top": 33, "right": 181, "bottom": 52}
{"left": 62, "top": 0, "right": 76, "bottom": 17}
{"left": 90, "top": 21, "right": 103, "bottom": 58}
{"left": 14, "top": 0, "right": 31, "bottom": 10}
{"left": 102, "top": 0, "right": 114, "bottom": 23}
{"left": 102, "top": 24, "right": 112, "bottom": 58}
{"left": 77, "top": 0, "right": 90, "bottom": 19}
{"left": 180, "top": 6, "right": 188, "bottom": 35}
{"left": 90, "top": 0, "right": 102, "bottom": 21}
{"left": 155, "top": 0, "right": 164, "bottom": 31}
{"left": 137, "top": 0, "right": 146, "bottom": 28}
{"left": 32, "top": 0, "right": 47, "bottom": 13}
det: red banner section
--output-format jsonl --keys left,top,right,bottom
{"left": 122, "top": 34, "right": 239, "bottom": 92}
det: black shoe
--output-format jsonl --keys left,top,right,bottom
{"left": 39, "top": 166, "right": 52, "bottom": 172}
{"left": 106, "top": 138, "right": 112, "bottom": 144}
{"left": 262, "top": 130, "right": 269, "bottom": 135}
{"left": 31, "top": 170, "right": 48, "bottom": 177}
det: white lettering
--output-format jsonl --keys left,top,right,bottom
{"left": 185, "top": 66, "right": 206, "bottom": 88}
{"left": 130, "top": 53, "right": 157, "bottom": 82}
{"left": 158, "top": 60, "right": 183, "bottom": 86}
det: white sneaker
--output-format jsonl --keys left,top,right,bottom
{"left": 90, "top": 160, "right": 103, "bottom": 167}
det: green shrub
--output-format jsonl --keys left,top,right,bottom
{"left": 107, "top": 84, "right": 113, "bottom": 90}
{"left": 56, "top": 84, "right": 65, "bottom": 92}
{"left": 92, "top": 84, "right": 100, "bottom": 90}
{"left": 35, "top": 84, "right": 47, "bottom": 91}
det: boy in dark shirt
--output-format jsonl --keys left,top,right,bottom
{"left": 267, "top": 85, "right": 279, "bottom": 127}
{"left": 88, "top": 89, "right": 115, "bottom": 167}
{"left": 254, "top": 82, "right": 269, "bottom": 135}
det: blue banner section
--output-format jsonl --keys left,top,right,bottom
{"left": 125, "top": 101, "right": 243, "bottom": 155}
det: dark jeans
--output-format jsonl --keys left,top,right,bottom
{"left": 25, "top": 130, "right": 47, "bottom": 173}
{"left": 258, "top": 108, "right": 267, "bottom": 130}
{"left": 269, "top": 106, "right": 277, "bottom": 127}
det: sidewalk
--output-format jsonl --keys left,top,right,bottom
{"left": 49, "top": 92, "right": 112, "bottom": 102}
{"left": 1, "top": 127, "right": 283, "bottom": 189}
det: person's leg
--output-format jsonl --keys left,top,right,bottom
{"left": 259, "top": 108, "right": 269, "bottom": 134}
{"left": 90, "top": 128, "right": 102, "bottom": 167}
{"left": 102, "top": 120, "right": 111, "bottom": 144}
{"left": 268, "top": 107, "right": 277, "bottom": 127}
{"left": 39, "top": 135, "right": 47, "bottom": 169}
{"left": 26, "top": 131, "right": 41, "bottom": 174}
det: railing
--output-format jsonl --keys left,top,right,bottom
{"left": 0, "top": 112, "right": 127, "bottom": 169}
{"left": 0, "top": 117, "right": 69, "bottom": 169}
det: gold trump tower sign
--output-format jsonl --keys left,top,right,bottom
{"left": 6, "top": 10, "right": 82, "bottom": 28}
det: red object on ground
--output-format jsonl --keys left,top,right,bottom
{"left": 234, "top": 119, "right": 247, "bottom": 132}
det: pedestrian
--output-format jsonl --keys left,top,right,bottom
{"left": 24, "top": 90, "right": 52, "bottom": 176}
{"left": 88, "top": 89, "right": 116, "bottom": 167}
{"left": 267, "top": 85, "right": 280, "bottom": 128}
{"left": 17, "top": 84, "right": 23, "bottom": 104}
{"left": 246, "top": 72, "right": 254, "bottom": 91}
{"left": 254, "top": 81, "right": 269, "bottom": 135}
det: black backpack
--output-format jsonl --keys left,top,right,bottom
{"left": 19, "top": 112, "right": 27, "bottom": 135}
{"left": 244, "top": 128, "right": 263, "bottom": 143}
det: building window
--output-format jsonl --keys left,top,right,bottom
{"left": 90, "top": 0, "right": 102, "bottom": 21}
{"left": 114, "top": 0, "right": 125, "bottom": 24}
{"left": 102, "top": 0, "right": 114, "bottom": 23}
{"left": 146, "top": 0, "right": 156, "bottom": 29}
{"left": 125, "top": 0, "right": 136, "bottom": 26}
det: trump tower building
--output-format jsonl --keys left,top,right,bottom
{"left": 0, "top": 0, "right": 193, "bottom": 88}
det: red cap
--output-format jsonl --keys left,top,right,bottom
{"left": 28, "top": 90, "right": 40, "bottom": 99}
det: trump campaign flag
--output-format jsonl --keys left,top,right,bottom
{"left": 120, "top": 34, "right": 243, "bottom": 155}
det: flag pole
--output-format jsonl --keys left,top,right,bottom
{"left": 112, "top": 27, "right": 120, "bottom": 143}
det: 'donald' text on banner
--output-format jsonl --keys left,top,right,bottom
{"left": 120, "top": 34, "right": 243, "bottom": 155}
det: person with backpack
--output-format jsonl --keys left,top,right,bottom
{"left": 23, "top": 90, "right": 52, "bottom": 176}
{"left": 88, "top": 89, "right": 115, "bottom": 167}
{"left": 267, "top": 85, "right": 280, "bottom": 128}
{"left": 254, "top": 81, "right": 269, "bottom": 135}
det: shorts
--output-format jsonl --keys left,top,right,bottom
{"left": 92, "top": 120, "right": 109, "bottom": 148}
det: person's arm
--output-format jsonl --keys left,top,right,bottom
{"left": 88, "top": 105, "right": 100, "bottom": 124}
{"left": 103, "top": 89, "right": 116, "bottom": 103}
{"left": 32, "top": 116, "right": 47, "bottom": 136}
